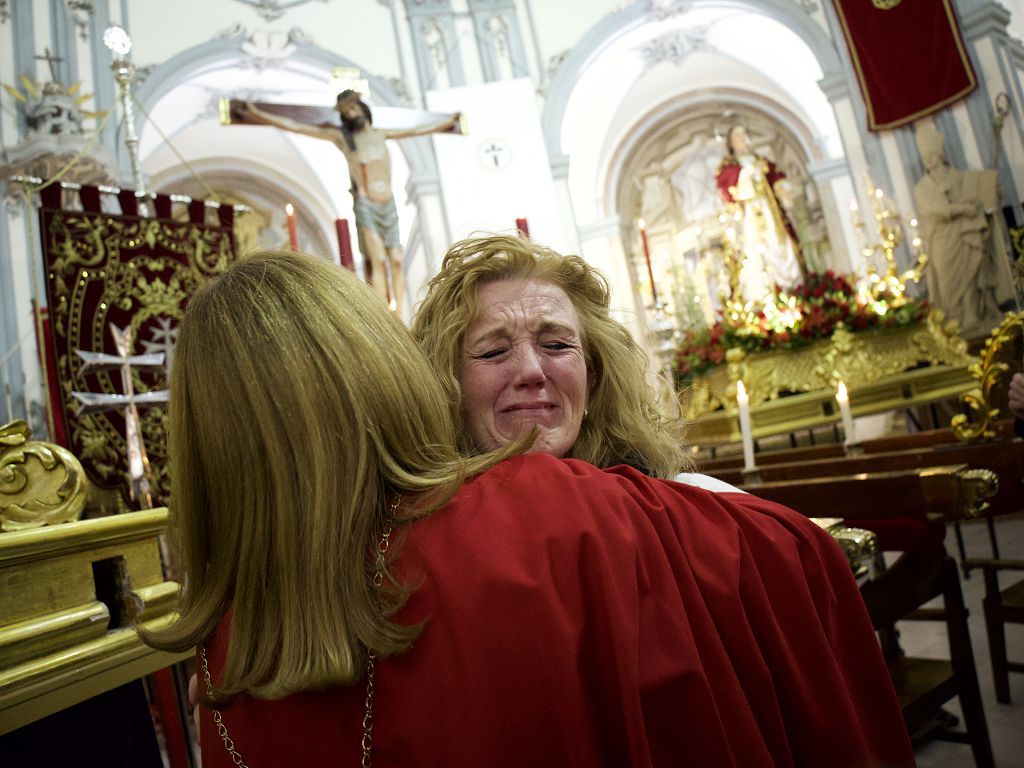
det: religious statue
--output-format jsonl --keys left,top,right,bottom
{"left": 231, "top": 90, "right": 461, "bottom": 314}
{"left": 913, "top": 120, "right": 1013, "bottom": 339}
{"left": 715, "top": 125, "right": 807, "bottom": 302}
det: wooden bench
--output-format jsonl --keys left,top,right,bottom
{"left": 697, "top": 418, "right": 1017, "bottom": 472}
{"left": 740, "top": 465, "right": 997, "bottom": 767}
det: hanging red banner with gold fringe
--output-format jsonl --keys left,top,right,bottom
{"left": 38, "top": 185, "right": 238, "bottom": 511}
{"left": 832, "top": 0, "right": 977, "bottom": 131}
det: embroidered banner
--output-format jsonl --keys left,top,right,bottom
{"left": 39, "top": 185, "right": 237, "bottom": 510}
{"left": 832, "top": 0, "right": 977, "bottom": 131}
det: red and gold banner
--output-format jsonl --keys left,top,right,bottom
{"left": 39, "top": 185, "right": 238, "bottom": 510}
{"left": 832, "top": 0, "right": 977, "bottom": 131}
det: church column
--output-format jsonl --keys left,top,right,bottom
{"left": 377, "top": 0, "right": 421, "bottom": 107}
{"left": 578, "top": 215, "right": 658, "bottom": 370}
{"left": 956, "top": 0, "right": 1024, "bottom": 225}
{"left": 817, "top": 73, "right": 876, "bottom": 276}
{"left": 0, "top": 191, "right": 46, "bottom": 434}
{"left": 467, "top": 0, "right": 530, "bottom": 82}
{"left": 403, "top": 0, "right": 467, "bottom": 93}
{"left": 550, "top": 153, "right": 581, "bottom": 255}
{"left": 818, "top": 4, "right": 907, "bottom": 216}
{"left": 404, "top": 170, "right": 452, "bottom": 311}
{"left": 808, "top": 158, "right": 861, "bottom": 275}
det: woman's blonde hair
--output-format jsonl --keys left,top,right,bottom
{"left": 144, "top": 250, "right": 510, "bottom": 699}
{"left": 411, "top": 235, "right": 689, "bottom": 479}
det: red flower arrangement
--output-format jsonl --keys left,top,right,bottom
{"left": 676, "top": 271, "right": 929, "bottom": 377}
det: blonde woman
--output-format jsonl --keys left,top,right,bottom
{"left": 148, "top": 250, "right": 912, "bottom": 767}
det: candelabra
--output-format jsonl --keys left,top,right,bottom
{"left": 849, "top": 181, "right": 927, "bottom": 301}
{"left": 103, "top": 25, "right": 148, "bottom": 216}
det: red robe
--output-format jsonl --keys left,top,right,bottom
{"left": 199, "top": 454, "right": 914, "bottom": 767}
{"left": 716, "top": 155, "right": 800, "bottom": 245}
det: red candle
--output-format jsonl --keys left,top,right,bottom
{"left": 515, "top": 217, "right": 530, "bottom": 238}
{"left": 285, "top": 203, "right": 298, "bottom": 251}
{"left": 638, "top": 219, "right": 658, "bottom": 304}
{"left": 335, "top": 218, "right": 354, "bottom": 271}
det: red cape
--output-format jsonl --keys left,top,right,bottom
{"left": 200, "top": 454, "right": 913, "bottom": 767}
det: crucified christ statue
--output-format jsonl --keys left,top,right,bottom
{"left": 227, "top": 90, "right": 461, "bottom": 314}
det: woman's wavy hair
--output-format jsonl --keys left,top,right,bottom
{"left": 411, "top": 235, "right": 689, "bottom": 478}
{"left": 143, "top": 250, "right": 514, "bottom": 700}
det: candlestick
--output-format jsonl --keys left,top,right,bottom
{"left": 335, "top": 218, "right": 354, "bottom": 271}
{"left": 515, "top": 217, "right": 530, "bottom": 238}
{"left": 836, "top": 380, "right": 857, "bottom": 445}
{"left": 736, "top": 379, "right": 755, "bottom": 471}
{"left": 285, "top": 203, "right": 298, "bottom": 251}
{"left": 637, "top": 218, "right": 658, "bottom": 305}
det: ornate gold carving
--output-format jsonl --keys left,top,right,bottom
{"left": 0, "top": 420, "right": 88, "bottom": 531}
{"left": 682, "top": 310, "right": 974, "bottom": 418}
{"left": 823, "top": 523, "right": 878, "bottom": 579}
{"left": 919, "top": 465, "right": 998, "bottom": 522}
{"left": 951, "top": 310, "right": 1024, "bottom": 443}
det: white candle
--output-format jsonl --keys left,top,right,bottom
{"left": 836, "top": 380, "right": 857, "bottom": 445}
{"left": 736, "top": 380, "right": 755, "bottom": 471}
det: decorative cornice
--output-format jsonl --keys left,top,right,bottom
{"left": 818, "top": 72, "right": 850, "bottom": 101}
{"left": 646, "top": 0, "right": 696, "bottom": 22}
{"left": 231, "top": 0, "right": 335, "bottom": 23}
{"left": 806, "top": 156, "right": 849, "bottom": 182}
{"left": 959, "top": 2, "right": 1012, "bottom": 42}
{"left": 64, "top": 1, "right": 95, "bottom": 42}
{"left": 639, "top": 26, "right": 713, "bottom": 68}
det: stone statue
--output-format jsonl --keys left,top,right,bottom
{"left": 913, "top": 120, "right": 1013, "bottom": 338}
{"left": 715, "top": 125, "right": 807, "bottom": 302}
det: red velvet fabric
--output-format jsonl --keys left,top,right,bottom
{"left": 200, "top": 454, "right": 914, "bottom": 767}
{"left": 715, "top": 156, "right": 799, "bottom": 243}
{"left": 832, "top": 0, "right": 976, "bottom": 131}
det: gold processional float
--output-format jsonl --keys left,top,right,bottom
{"left": 0, "top": 420, "right": 188, "bottom": 734}
{"left": 666, "top": 178, "right": 996, "bottom": 447}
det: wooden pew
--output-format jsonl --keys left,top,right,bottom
{"left": 705, "top": 436, "right": 1023, "bottom": 565}
{"left": 706, "top": 439, "right": 1023, "bottom": 519}
{"left": 697, "top": 419, "right": 1017, "bottom": 472}
{"left": 740, "top": 465, "right": 997, "bottom": 767}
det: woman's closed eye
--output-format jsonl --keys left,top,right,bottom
{"left": 543, "top": 341, "right": 576, "bottom": 351}
{"left": 474, "top": 347, "right": 508, "bottom": 360}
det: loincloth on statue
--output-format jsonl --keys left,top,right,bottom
{"left": 353, "top": 195, "right": 401, "bottom": 249}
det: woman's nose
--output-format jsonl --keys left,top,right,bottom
{"left": 512, "top": 346, "right": 545, "bottom": 386}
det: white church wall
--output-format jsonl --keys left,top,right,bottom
{"left": 123, "top": 0, "right": 403, "bottom": 91}
{"left": 426, "top": 77, "right": 564, "bottom": 249}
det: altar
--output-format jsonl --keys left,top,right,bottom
{"left": 680, "top": 311, "right": 977, "bottom": 446}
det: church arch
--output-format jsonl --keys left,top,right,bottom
{"left": 541, "top": 0, "right": 844, "bottom": 159}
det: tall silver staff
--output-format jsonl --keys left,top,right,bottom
{"left": 102, "top": 24, "right": 149, "bottom": 216}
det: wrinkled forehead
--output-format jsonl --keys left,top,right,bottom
{"left": 466, "top": 278, "right": 582, "bottom": 340}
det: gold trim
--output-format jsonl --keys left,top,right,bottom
{"left": 218, "top": 97, "right": 232, "bottom": 126}
{"left": 951, "top": 310, "right": 1024, "bottom": 443}
{"left": 0, "top": 507, "right": 168, "bottom": 567}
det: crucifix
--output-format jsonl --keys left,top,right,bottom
{"left": 72, "top": 324, "right": 169, "bottom": 509}
{"left": 221, "top": 76, "right": 464, "bottom": 317}
{"left": 34, "top": 48, "right": 64, "bottom": 82}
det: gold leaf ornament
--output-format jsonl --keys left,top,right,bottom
{"left": 0, "top": 420, "right": 89, "bottom": 531}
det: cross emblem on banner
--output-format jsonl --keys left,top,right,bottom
{"left": 72, "top": 324, "right": 169, "bottom": 509}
